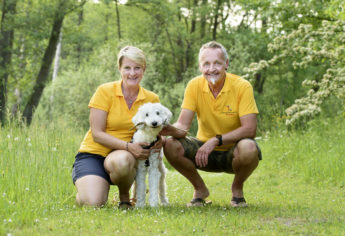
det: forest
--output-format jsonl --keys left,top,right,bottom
{"left": 1, "top": 0, "right": 344, "bottom": 133}
{"left": 1, "top": 1, "right": 345, "bottom": 234}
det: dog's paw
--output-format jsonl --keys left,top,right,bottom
{"left": 135, "top": 201, "right": 145, "bottom": 208}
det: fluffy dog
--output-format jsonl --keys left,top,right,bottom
{"left": 132, "top": 102, "right": 172, "bottom": 207}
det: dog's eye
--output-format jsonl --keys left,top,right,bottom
{"left": 156, "top": 111, "right": 160, "bottom": 115}
{"left": 146, "top": 113, "right": 149, "bottom": 117}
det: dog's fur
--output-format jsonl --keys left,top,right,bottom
{"left": 132, "top": 103, "right": 172, "bottom": 207}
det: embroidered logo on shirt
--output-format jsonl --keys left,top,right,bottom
{"left": 222, "top": 104, "right": 237, "bottom": 116}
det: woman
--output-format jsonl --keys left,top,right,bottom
{"left": 72, "top": 46, "right": 162, "bottom": 208}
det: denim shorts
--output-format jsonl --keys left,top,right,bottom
{"left": 72, "top": 152, "right": 112, "bottom": 184}
{"left": 177, "top": 136, "right": 262, "bottom": 174}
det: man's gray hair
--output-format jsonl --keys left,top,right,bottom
{"left": 198, "top": 41, "right": 229, "bottom": 62}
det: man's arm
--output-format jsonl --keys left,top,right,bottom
{"left": 160, "top": 108, "right": 195, "bottom": 138}
{"left": 221, "top": 113, "right": 257, "bottom": 145}
{"left": 195, "top": 113, "right": 257, "bottom": 168}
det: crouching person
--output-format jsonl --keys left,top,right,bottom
{"left": 72, "top": 46, "right": 163, "bottom": 208}
{"left": 161, "top": 41, "right": 262, "bottom": 207}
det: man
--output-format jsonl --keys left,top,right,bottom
{"left": 162, "top": 41, "right": 262, "bottom": 207}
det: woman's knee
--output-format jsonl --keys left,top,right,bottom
{"left": 104, "top": 151, "right": 136, "bottom": 178}
{"left": 75, "top": 175, "right": 109, "bottom": 207}
{"left": 76, "top": 192, "right": 107, "bottom": 207}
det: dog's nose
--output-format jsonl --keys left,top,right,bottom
{"left": 152, "top": 121, "right": 158, "bottom": 127}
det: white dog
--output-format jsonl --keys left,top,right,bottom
{"left": 132, "top": 102, "right": 172, "bottom": 207}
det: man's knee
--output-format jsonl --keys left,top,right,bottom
{"left": 234, "top": 139, "right": 259, "bottom": 166}
{"left": 163, "top": 138, "right": 184, "bottom": 160}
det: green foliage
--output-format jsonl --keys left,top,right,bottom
{"left": 34, "top": 43, "right": 118, "bottom": 129}
{"left": 245, "top": 19, "right": 345, "bottom": 128}
{"left": 2, "top": 0, "right": 345, "bottom": 131}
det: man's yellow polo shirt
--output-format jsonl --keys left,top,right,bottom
{"left": 78, "top": 80, "right": 159, "bottom": 157}
{"left": 182, "top": 73, "right": 259, "bottom": 151}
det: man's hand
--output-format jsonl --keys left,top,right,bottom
{"left": 195, "top": 138, "right": 218, "bottom": 168}
{"left": 159, "top": 124, "right": 175, "bottom": 136}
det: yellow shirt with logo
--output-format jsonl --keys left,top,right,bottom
{"left": 182, "top": 73, "right": 259, "bottom": 151}
{"left": 78, "top": 80, "right": 160, "bottom": 157}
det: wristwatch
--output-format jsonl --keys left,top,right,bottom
{"left": 216, "top": 134, "right": 222, "bottom": 146}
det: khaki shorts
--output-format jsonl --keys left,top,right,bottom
{"left": 177, "top": 136, "right": 262, "bottom": 174}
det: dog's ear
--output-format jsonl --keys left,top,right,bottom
{"left": 161, "top": 105, "right": 172, "bottom": 124}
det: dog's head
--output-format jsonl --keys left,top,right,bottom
{"left": 132, "top": 103, "right": 172, "bottom": 130}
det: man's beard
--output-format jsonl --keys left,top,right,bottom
{"left": 210, "top": 77, "right": 219, "bottom": 85}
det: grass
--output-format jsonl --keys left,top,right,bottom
{"left": 1, "top": 116, "right": 344, "bottom": 235}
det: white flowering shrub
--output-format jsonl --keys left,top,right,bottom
{"left": 244, "top": 20, "right": 345, "bottom": 127}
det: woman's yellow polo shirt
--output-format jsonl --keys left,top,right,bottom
{"left": 78, "top": 80, "right": 159, "bottom": 157}
{"left": 182, "top": 73, "right": 259, "bottom": 151}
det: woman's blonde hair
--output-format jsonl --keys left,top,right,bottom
{"left": 117, "top": 46, "right": 146, "bottom": 69}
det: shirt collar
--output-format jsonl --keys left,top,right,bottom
{"left": 115, "top": 80, "right": 146, "bottom": 101}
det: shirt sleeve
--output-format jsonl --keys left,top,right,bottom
{"left": 238, "top": 83, "right": 259, "bottom": 117}
{"left": 88, "top": 85, "right": 112, "bottom": 112}
{"left": 181, "top": 80, "right": 197, "bottom": 112}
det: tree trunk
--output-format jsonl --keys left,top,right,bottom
{"left": 114, "top": 0, "right": 121, "bottom": 40}
{"left": 76, "top": 8, "right": 84, "bottom": 66}
{"left": 23, "top": 7, "right": 65, "bottom": 125}
{"left": 0, "top": 0, "right": 17, "bottom": 125}
{"left": 185, "top": 0, "right": 198, "bottom": 71}
{"left": 200, "top": 0, "right": 207, "bottom": 39}
{"left": 190, "top": 0, "right": 198, "bottom": 34}
{"left": 212, "top": 0, "right": 221, "bottom": 40}
{"left": 52, "top": 32, "right": 62, "bottom": 82}
{"left": 254, "top": 72, "right": 265, "bottom": 94}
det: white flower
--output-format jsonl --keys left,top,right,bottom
{"left": 14, "top": 137, "right": 19, "bottom": 141}
{"left": 52, "top": 147, "right": 57, "bottom": 151}
{"left": 25, "top": 188, "right": 29, "bottom": 191}
{"left": 28, "top": 143, "right": 32, "bottom": 147}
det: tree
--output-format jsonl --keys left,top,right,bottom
{"left": 244, "top": 19, "right": 345, "bottom": 126}
{"left": 22, "top": 0, "right": 86, "bottom": 125}
{"left": 0, "top": 0, "right": 17, "bottom": 125}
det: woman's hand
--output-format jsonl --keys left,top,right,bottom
{"left": 127, "top": 142, "right": 151, "bottom": 160}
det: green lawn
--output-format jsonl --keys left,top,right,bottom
{"left": 1, "top": 117, "right": 344, "bottom": 235}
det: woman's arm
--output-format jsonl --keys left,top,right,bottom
{"left": 90, "top": 108, "right": 127, "bottom": 150}
{"left": 90, "top": 108, "right": 150, "bottom": 159}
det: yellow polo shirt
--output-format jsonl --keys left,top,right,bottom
{"left": 78, "top": 80, "right": 160, "bottom": 157}
{"left": 182, "top": 73, "right": 259, "bottom": 151}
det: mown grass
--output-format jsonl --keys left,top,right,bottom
{"left": 1, "top": 116, "right": 344, "bottom": 235}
